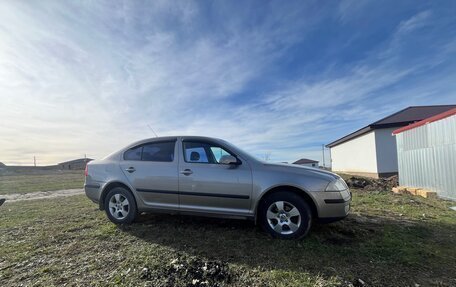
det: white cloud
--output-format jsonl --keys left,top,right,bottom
{"left": 0, "top": 2, "right": 454, "bottom": 167}
{"left": 0, "top": 1, "right": 312, "bottom": 165}
{"left": 397, "top": 11, "right": 431, "bottom": 34}
{"left": 338, "top": 0, "right": 371, "bottom": 23}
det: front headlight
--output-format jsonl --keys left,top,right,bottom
{"left": 325, "top": 178, "right": 348, "bottom": 192}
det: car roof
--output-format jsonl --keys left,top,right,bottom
{"left": 126, "top": 136, "right": 224, "bottom": 148}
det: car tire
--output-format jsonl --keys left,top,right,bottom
{"left": 104, "top": 187, "right": 137, "bottom": 224}
{"left": 259, "top": 191, "right": 312, "bottom": 239}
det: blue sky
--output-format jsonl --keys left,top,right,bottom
{"left": 0, "top": 0, "right": 455, "bottom": 165}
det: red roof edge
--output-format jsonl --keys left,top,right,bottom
{"left": 393, "top": 107, "right": 456, "bottom": 135}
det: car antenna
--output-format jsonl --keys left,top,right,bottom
{"left": 147, "top": 124, "right": 159, "bottom": 137}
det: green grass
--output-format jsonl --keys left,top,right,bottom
{"left": 1, "top": 190, "right": 455, "bottom": 286}
{"left": 0, "top": 170, "right": 84, "bottom": 195}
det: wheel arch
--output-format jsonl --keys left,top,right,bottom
{"left": 99, "top": 181, "right": 138, "bottom": 210}
{"left": 255, "top": 185, "right": 319, "bottom": 224}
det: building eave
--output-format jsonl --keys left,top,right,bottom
{"left": 326, "top": 126, "right": 373, "bottom": 148}
{"left": 393, "top": 108, "right": 456, "bottom": 135}
{"left": 326, "top": 105, "right": 456, "bottom": 148}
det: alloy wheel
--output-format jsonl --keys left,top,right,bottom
{"left": 108, "top": 193, "right": 130, "bottom": 220}
{"left": 266, "top": 201, "right": 301, "bottom": 235}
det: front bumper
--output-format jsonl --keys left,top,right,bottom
{"left": 315, "top": 189, "right": 351, "bottom": 220}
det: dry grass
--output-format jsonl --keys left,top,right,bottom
{"left": 1, "top": 189, "right": 455, "bottom": 286}
{"left": 0, "top": 169, "right": 84, "bottom": 195}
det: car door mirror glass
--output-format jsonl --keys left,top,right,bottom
{"left": 219, "top": 155, "right": 239, "bottom": 165}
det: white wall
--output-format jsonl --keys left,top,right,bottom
{"left": 330, "top": 131, "right": 378, "bottom": 174}
{"left": 374, "top": 127, "right": 398, "bottom": 173}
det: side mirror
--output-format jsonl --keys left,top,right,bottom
{"left": 219, "top": 155, "right": 240, "bottom": 165}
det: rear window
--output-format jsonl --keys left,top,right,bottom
{"left": 123, "top": 141, "right": 175, "bottom": 162}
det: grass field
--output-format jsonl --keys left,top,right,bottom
{"left": 1, "top": 189, "right": 455, "bottom": 286}
{"left": 0, "top": 170, "right": 84, "bottom": 195}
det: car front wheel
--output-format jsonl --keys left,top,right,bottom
{"left": 259, "top": 191, "right": 312, "bottom": 239}
{"left": 104, "top": 187, "right": 137, "bottom": 224}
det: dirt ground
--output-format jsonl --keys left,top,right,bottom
{"left": 342, "top": 174, "right": 399, "bottom": 192}
{"left": 2, "top": 188, "right": 83, "bottom": 203}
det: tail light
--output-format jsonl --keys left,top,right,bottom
{"left": 84, "top": 165, "right": 88, "bottom": 177}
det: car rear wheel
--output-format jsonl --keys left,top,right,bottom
{"left": 259, "top": 191, "right": 312, "bottom": 239}
{"left": 104, "top": 187, "right": 137, "bottom": 224}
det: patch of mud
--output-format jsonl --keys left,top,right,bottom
{"left": 2, "top": 189, "right": 84, "bottom": 203}
{"left": 346, "top": 175, "right": 398, "bottom": 192}
{"left": 140, "top": 256, "right": 234, "bottom": 287}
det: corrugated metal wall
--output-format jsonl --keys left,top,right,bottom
{"left": 396, "top": 115, "right": 456, "bottom": 200}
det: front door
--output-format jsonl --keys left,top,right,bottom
{"left": 120, "top": 140, "right": 179, "bottom": 210}
{"left": 178, "top": 140, "right": 252, "bottom": 216}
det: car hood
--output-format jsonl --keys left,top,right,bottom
{"left": 261, "top": 162, "right": 340, "bottom": 182}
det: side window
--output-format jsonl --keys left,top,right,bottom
{"left": 183, "top": 143, "right": 210, "bottom": 163}
{"left": 183, "top": 141, "right": 234, "bottom": 164}
{"left": 124, "top": 146, "right": 142, "bottom": 161}
{"left": 142, "top": 142, "right": 175, "bottom": 162}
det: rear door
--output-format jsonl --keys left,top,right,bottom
{"left": 178, "top": 139, "right": 252, "bottom": 216}
{"left": 120, "top": 140, "right": 179, "bottom": 210}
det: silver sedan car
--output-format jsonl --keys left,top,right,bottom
{"left": 85, "top": 136, "right": 351, "bottom": 239}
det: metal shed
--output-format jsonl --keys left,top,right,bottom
{"left": 393, "top": 108, "right": 456, "bottom": 200}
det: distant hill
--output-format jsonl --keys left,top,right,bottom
{"left": 0, "top": 162, "right": 5, "bottom": 167}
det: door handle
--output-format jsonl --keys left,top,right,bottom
{"left": 180, "top": 169, "right": 193, "bottom": 176}
{"left": 125, "top": 167, "right": 136, "bottom": 173}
